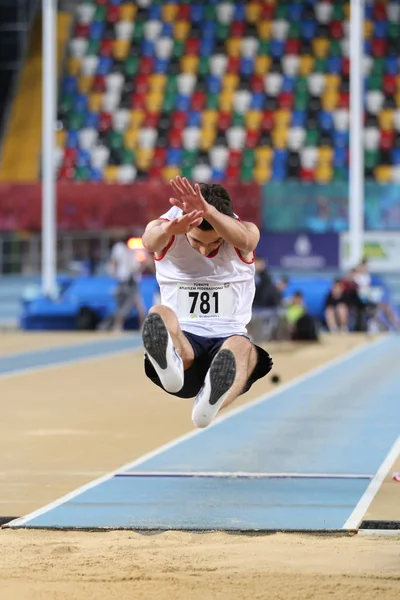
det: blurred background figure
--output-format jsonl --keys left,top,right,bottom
{"left": 105, "top": 234, "right": 146, "bottom": 331}
{"left": 249, "top": 257, "right": 289, "bottom": 342}
{"left": 324, "top": 279, "right": 349, "bottom": 333}
{"left": 286, "top": 291, "right": 319, "bottom": 342}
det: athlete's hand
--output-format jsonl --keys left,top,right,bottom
{"left": 169, "top": 176, "right": 211, "bottom": 217}
{"left": 162, "top": 210, "right": 204, "bottom": 236}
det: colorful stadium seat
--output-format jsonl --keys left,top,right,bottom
{"left": 57, "top": 0, "right": 400, "bottom": 183}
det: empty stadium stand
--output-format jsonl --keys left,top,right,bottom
{"left": 56, "top": 0, "right": 400, "bottom": 184}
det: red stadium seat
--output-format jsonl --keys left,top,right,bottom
{"left": 153, "top": 147, "right": 167, "bottom": 167}
{"left": 380, "top": 130, "right": 395, "bottom": 151}
{"left": 186, "top": 38, "right": 200, "bottom": 56}
{"left": 285, "top": 39, "right": 301, "bottom": 55}
{"left": 191, "top": 91, "right": 206, "bottom": 112}
{"left": 143, "top": 111, "right": 160, "bottom": 128}
{"left": 299, "top": 167, "right": 315, "bottom": 182}
{"left": 371, "top": 38, "right": 387, "bottom": 58}
{"left": 250, "top": 75, "right": 264, "bottom": 93}
{"left": 228, "top": 150, "right": 242, "bottom": 167}
{"left": 171, "top": 110, "right": 188, "bottom": 130}
{"left": 230, "top": 22, "right": 245, "bottom": 38}
{"left": 139, "top": 57, "right": 154, "bottom": 75}
{"left": 107, "top": 5, "right": 120, "bottom": 24}
{"left": 383, "top": 74, "right": 397, "bottom": 96}
{"left": 329, "top": 21, "right": 344, "bottom": 40}
{"left": 338, "top": 91, "right": 350, "bottom": 109}
{"left": 262, "top": 110, "right": 274, "bottom": 132}
{"left": 63, "top": 148, "right": 77, "bottom": 167}
{"left": 93, "top": 74, "right": 106, "bottom": 92}
{"left": 99, "top": 112, "right": 112, "bottom": 132}
{"left": 131, "top": 92, "right": 146, "bottom": 110}
{"left": 169, "top": 127, "right": 183, "bottom": 148}
{"left": 74, "top": 23, "right": 89, "bottom": 38}
{"left": 245, "top": 129, "right": 260, "bottom": 149}
{"left": 100, "top": 39, "right": 113, "bottom": 57}
{"left": 219, "top": 111, "right": 232, "bottom": 131}
{"left": 227, "top": 57, "right": 240, "bottom": 74}
{"left": 278, "top": 92, "right": 294, "bottom": 110}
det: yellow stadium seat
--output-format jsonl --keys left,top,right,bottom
{"left": 113, "top": 39, "right": 130, "bottom": 61}
{"left": 131, "top": 109, "right": 144, "bottom": 127}
{"left": 375, "top": 165, "right": 392, "bottom": 183}
{"left": 163, "top": 166, "right": 181, "bottom": 181}
{"left": 149, "top": 74, "right": 166, "bottom": 92}
{"left": 226, "top": 38, "right": 241, "bottom": 58}
{"left": 378, "top": 109, "right": 394, "bottom": 131}
{"left": 200, "top": 128, "right": 216, "bottom": 152}
{"left": 257, "top": 21, "right": 272, "bottom": 40}
{"left": 312, "top": 38, "right": 329, "bottom": 59}
{"left": 274, "top": 109, "right": 291, "bottom": 128}
{"left": 254, "top": 55, "right": 271, "bottom": 75}
{"left": 255, "top": 146, "right": 273, "bottom": 165}
{"left": 162, "top": 3, "right": 178, "bottom": 22}
{"left": 299, "top": 55, "right": 315, "bottom": 76}
{"left": 124, "top": 128, "right": 139, "bottom": 151}
{"left": 136, "top": 148, "right": 154, "bottom": 171}
{"left": 78, "top": 75, "right": 93, "bottom": 95}
{"left": 120, "top": 2, "right": 136, "bottom": 22}
{"left": 180, "top": 55, "right": 199, "bottom": 74}
{"left": 246, "top": 2, "right": 262, "bottom": 23}
{"left": 174, "top": 21, "right": 190, "bottom": 40}
{"left": 272, "top": 127, "right": 288, "bottom": 149}
{"left": 56, "top": 129, "right": 66, "bottom": 149}
{"left": 315, "top": 164, "right": 333, "bottom": 183}
{"left": 318, "top": 146, "right": 334, "bottom": 165}
{"left": 145, "top": 91, "right": 163, "bottom": 113}
{"left": 88, "top": 92, "right": 103, "bottom": 112}
{"left": 104, "top": 166, "right": 119, "bottom": 183}
{"left": 364, "top": 20, "right": 373, "bottom": 40}
{"left": 219, "top": 90, "right": 234, "bottom": 112}
{"left": 325, "top": 74, "right": 340, "bottom": 90}
{"left": 222, "top": 73, "right": 239, "bottom": 92}
{"left": 202, "top": 110, "right": 218, "bottom": 128}
{"left": 245, "top": 110, "right": 262, "bottom": 130}
{"left": 344, "top": 2, "right": 350, "bottom": 19}
{"left": 67, "top": 57, "right": 81, "bottom": 76}
{"left": 322, "top": 90, "right": 339, "bottom": 111}
{"left": 253, "top": 165, "right": 271, "bottom": 184}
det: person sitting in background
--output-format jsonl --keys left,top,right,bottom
{"left": 341, "top": 268, "right": 366, "bottom": 331}
{"left": 354, "top": 259, "right": 400, "bottom": 331}
{"left": 249, "top": 258, "right": 289, "bottom": 341}
{"left": 286, "top": 291, "right": 319, "bottom": 341}
{"left": 324, "top": 279, "right": 349, "bottom": 332}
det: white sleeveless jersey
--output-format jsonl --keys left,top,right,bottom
{"left": 154, "top": 206, "right": 255, "bottom": 337}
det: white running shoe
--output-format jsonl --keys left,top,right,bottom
{"left": 142, "top": 313, "right": 184, "bottom": 393}
{"left": 192, "top": 349, "right": 236, "bottom": 429}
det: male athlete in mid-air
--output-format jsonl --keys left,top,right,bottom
{"left": 141, "top": 176, "right": 273, "bottom": 428}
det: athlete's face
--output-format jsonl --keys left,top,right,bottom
{"left": 186, "top": 228, "right": 223, "bottom": 257}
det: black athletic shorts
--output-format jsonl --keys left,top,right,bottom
{"left": 144, "top": 331, "right": 273, "bottom": 399}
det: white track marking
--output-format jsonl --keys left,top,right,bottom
{"left": 0, "top": 346, "right": 141, "bottom": 380}
{"left": 358, "top": 529, "right": 400, "bottom": 537}
{"left": 115, "top": 471, "right": 373, "bottom": 480}
{"left": 6, "top": 336, "right": 387, "bottom": 528}
{"left": 343, "top": 436, "right": 400, "bottom": 530}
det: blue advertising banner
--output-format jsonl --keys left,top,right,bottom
{"left": 257, "top": 233, "right": 339, "bottom": 269}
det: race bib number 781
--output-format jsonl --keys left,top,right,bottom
{"left": 177, "top": 282, "right": 234, "bottom": 320}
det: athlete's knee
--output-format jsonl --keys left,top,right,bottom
{"left": 221, "top": 335, "right": 253, "bottom": 354}
{"left": 148, "top": 304, "right": 175, "bottom": 318}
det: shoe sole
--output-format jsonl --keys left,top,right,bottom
{"left": 142, "top": 313, "right": 168, "bottom": 370}
{"left": 208, "top": 349, "right": 236, "bottom": 406}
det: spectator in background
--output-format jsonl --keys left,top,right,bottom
{"left": 107, "top": 235, "right": 146, "bottom": 331}
{"left": 324, "top": 279, "right": 349, "bottom": 332}
{"left": 286, "top": 291, "right": 319, "bottom": 341}
{"left": 250, "top": 257, "right": 289, "bottom": 341}
{"left": 354, "top": 259, "right": 400, "bottom": 331}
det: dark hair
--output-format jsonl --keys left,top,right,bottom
{"left": 293, "top": 290, "right": 303, "bottom": 298}
{"left": 197, "top": 183, "right": 234, "bottom": 231}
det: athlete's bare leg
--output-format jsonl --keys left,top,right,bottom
{"left": 192, "top": 335, "right": 261, "bottom": 428}
{"left": 148, "top": 304, "right": 195, "bottom": 369}
{"left": 218, "top": 335, "right": 258, "bottom": 409}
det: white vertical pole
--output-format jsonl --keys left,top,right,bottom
{"left": 349, "top": 0, "right": 365, "bottom": 266}
{"left": 42, "top": 0, "right": 57, "bottom": 296}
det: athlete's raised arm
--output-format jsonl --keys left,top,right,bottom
{"left": 142, "top": 210, "right": 204, "bottom": 255}
{"left": 170, "top": 176, "right": 260, "bottom": 253}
